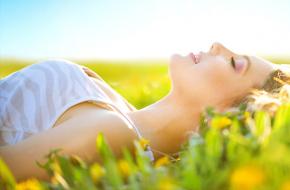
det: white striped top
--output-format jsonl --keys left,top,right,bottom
{"left": 0, "top": 59, "right": 154, "bottom": 161}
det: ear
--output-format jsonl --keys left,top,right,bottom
{"left": 235, "top": 59, "right": 249, "bottom": 74}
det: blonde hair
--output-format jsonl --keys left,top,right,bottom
{"left": 241, "top": 67, "right": 290, "bottom": 115}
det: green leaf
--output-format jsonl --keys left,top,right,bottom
{"left": 273, "top": 103, "right": 290, "bottom": 130}
{"left": 205, "top": 128, "right": 223, "bottom": 160}
{"left": 96, "top": 133, "right": 123, "bottom": 188}
{"left": 0, "top": 157, "right": 16, "bottom": 190}
{"left": 254, "top": 111, "right": 271, "bottom": 143}
{"left": 134, "top": 140, "right": 152, "bottom": 175}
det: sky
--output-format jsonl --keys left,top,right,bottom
{"left": 0, "top": 0, "right": 289, "bottom": 59}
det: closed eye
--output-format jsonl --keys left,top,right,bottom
{"left": 230, "top": 57, "right": 236, "bottom": 69}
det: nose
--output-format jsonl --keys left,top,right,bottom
{"left": 209, "top": 42, "right": 235, "bottom": 57}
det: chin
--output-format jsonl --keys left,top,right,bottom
{"left": 169, "top": 54, "right": 179, "bottom": 68}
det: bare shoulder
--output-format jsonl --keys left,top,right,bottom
{"left": 53, "top": 102, "right": 138, "bottom": 156}
{"left": 54, "top": 101, "right": 129, "bottom": 129}
{"left": 54, "top": 101, "right": 113, "bottom": 127}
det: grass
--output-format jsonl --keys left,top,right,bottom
{"left": 0, "top": 58, "right": 290, "bottom": 190}
{"left": 0, "top": 58, "right": 170, "bottom": 109}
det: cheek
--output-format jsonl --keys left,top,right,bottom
{"left": 207, "top": 69, "right": 230, "bottom": 86}
{"left": 190, "top": 66, "right": 245, "bottom": 101}
{"left": 195, "top": 64, "right": 232, "bottom": 86}
{"left": 169, "top": 56, "right": 247, "bottom": 99}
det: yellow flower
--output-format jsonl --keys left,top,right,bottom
{"left": 158, "top": 177, "right": 176, "bottom": 190}
{"left": 211, "top": 116, "right": 232, "bottom": 129}
{"left": 90, "top": 163, "right": 105, "bottom": 183}
{"left": 155, "top": 156, "right": 170, "bottom": 168}
{"left": 230, "top": 165, "right": 265, "bottom": 190}
{"left": 16, "top": 178, "right": 43, "bottom": 190}
{"left": 118, "top": 159, "right": 131, "bottom": 177}
{"left": 244, "top": 111, "right": 251, "bottom": 120}
{"left": 139, "top": 138, "right": 150, "bottom": 150}
{"left": 281, "top": 180, "right": 290, "bottom": 190}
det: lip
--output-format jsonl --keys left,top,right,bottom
{"left": 190, "top": 52, "right": 201, "bottom": 64}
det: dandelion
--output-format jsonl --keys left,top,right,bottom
{"left": 211, "top": 116, "right": 232, "bottom": 129}
{"left": 118, "top": 159, "right": 131, "bottom": 177}
{"left": 154, "top": 156, "right": 170, "bottom": 168}
{"left": 243, "top": 111, "right": 250, "bottom": 120}
{"left": 230, "top": 165, "right": 265, "bottom": 190}
{"left": 16, "top": 178, "right": 43, "bottom": 190}
{"left": 158, "top": 177, "right": 176, "bottom": 190}
{"left": 281, "top": 180, "right": 290, "bottom": 190}
{"left": 90, "top": 163, "right": 105, "bottom": 183}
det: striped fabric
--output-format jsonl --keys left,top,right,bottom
{"left": 0, "top": 59, "right": 154, "bottom": 161}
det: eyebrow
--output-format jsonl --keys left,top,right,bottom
{"left": 242, "top": 55, "right": 252, "bottom": 73}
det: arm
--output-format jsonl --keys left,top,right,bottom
{"left": 0, "top": 109, "right": 138, "bottom": 181}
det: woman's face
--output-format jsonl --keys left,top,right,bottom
{"left": 169, "top": 42, "right": 276, "bottom": 108}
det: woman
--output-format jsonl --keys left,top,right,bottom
{"left": 0, "top": 42, "right": 285, "bottom": 180}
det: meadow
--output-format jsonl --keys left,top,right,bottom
{"left": 0, "top": 58, "right": 290, "bottom": 190}
{"left": 0, "top": 58, "right": 170, "bottom": 109}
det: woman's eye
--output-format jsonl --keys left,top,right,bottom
{"left": 230, "top": 57, "right": 236, "bottom": 69}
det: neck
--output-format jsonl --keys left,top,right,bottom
{"left": 127, "top": 89, "right": 203, "bottom": 156}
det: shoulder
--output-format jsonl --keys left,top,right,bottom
{"left": 53, "top": 103, "right": 138, "bottom": 155}
{"left": 54, "top": 102, "right": 133, "bottom": 132}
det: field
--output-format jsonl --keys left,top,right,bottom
{"left": 0, "top": 58, "right": 171, "bottom": 109}
{"left": 1, "top": 58, "right": 290, "bottom": 190}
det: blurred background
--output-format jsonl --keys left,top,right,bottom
{"left": 1, "top": 0, "right": 289, "bottom": 108}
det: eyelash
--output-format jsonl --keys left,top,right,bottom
{"left": 230, "top": 57, "right": 236, "bottom": 69}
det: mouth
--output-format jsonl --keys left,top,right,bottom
{"left": 189, "top": 52, "right": 200, "bottom": 64}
